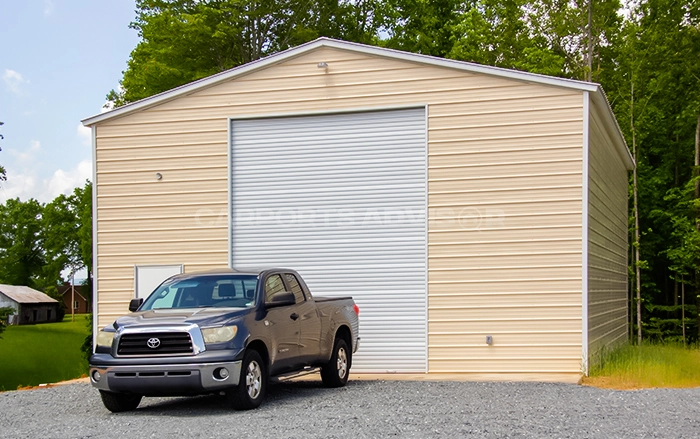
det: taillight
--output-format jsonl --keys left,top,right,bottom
{"left": 353, "top": 304, "right": 360, "bottom": 315}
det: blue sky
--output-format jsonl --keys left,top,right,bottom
{"left": 0, "top": 0, "right": 138, "bottom": 203}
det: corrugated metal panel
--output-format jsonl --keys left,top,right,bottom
{"left": 0, "top": 285, "right": 58, "bottom": 304}
{"left": 588, "top": 102, "right": 629, "bottom": 357}
{"left": 231, "top": 108, "right": 427, "bottom": 372}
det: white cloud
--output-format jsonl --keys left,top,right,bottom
{"left": 3, "top": 69, "right": 28, "bottom": 95}
{"left": 45, "top": 159, "right": 92, "bottom": 200}
{"left": 0, "top": 159, "right": 92, "bottom": 203}
{"left": 43, "top": 0, "right": 55, "bottom": 16}
{"left": 77, "top": 124, "right": 91, "bottom": 146}
{"left": 8, "top": 140, "right": 41, "bottom": 163}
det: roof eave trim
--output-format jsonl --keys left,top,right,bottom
{"left": 82, "top": 37, "right": 598, "bottom": 126}
{"left": 590, "top": 89, "right": 635, "bottom": 170}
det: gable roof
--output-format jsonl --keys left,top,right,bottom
{"left": 82, "top": 37, "right": 633, "bottom": 169}
{"left": 59, "top": 284, "right": 88, "bottom": 302}
{"left": 0, "top": 285, "right": 59, "bottom": 304}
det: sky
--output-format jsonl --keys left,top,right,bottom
{"left": 0, "top": 0, "right": 139, "bottom": 203}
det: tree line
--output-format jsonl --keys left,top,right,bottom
{"left": 1, "top": 0, "right": 698, "bottom": 342}
{"left": 0, "top": 182, "right": 93, "bottom": 315}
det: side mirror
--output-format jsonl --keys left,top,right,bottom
{"left": 265, "top": 291, "right": 295, "bottom": 308}
{"left": 129, "top": 298, "right": 144, "bottom": 312}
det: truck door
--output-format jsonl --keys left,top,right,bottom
{"left": 285, "top": 273, "right": 323, "bottom": 364}
{"left": 263, "top": 274, "right": 300, "bottom": 374}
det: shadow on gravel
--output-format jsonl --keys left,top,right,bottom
{"left": 127, "top": 380, "right": 369, "bottom": 417}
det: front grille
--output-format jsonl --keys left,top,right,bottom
{"left": 117, "top": 332, "right": 193, "bottom": 356}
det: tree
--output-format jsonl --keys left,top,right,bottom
{"left": 0, "top": 307, "right": 14, "bottom": 338}
{"left": 0, "top": 198, "right": 45, "bottom": 288}
{"left": 0, "top": 181, "right": 92, "bottom": 292}
{"left": 108, "top": 0, "right": 381, "bottom": 106}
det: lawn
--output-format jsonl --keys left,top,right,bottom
{"left": 584, "top": 342, "right": 700, "bottom": 389}
{"left": 0, "top": 315, "right": 90, "bottom": 391}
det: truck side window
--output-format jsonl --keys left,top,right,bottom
{"left": 285, "top": 274, "right": 305, "bottom": 303}
{"left": 264, "top": 274, "right": 285, "bottom": 302}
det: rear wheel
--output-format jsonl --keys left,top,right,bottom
{"left": 227, "top": 349, "right": 267, "bottom": 410}
{"left": 321, "top": 338, "right": 350, "bottom": 387}
{"left": 99, "top": 391, "right": 142, "bottom": 413}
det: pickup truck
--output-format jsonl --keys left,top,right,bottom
{"left": 89, "top": 268, "right": 360, "bottom": 412}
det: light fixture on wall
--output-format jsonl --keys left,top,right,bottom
{"left": 317, "top": 62, "right": 328, "bottom": 69}
{"left": 155, "top": 172, "right": 162, "bottom": 180}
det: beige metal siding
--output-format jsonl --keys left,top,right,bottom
{"left": 587, "top": 100, "right": 629, "bottom": 358}
{"left": 94, "top": 46, "right": 585, "bottom": 375}
{"left": 428, "top": 93, "right": 584, "bottom": 374}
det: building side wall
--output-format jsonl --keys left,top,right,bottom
{"left": 587, "top": 100, "right": 629, "bottom": 359}
{"left": 0, "top": 293, "right": 18, "bottom": 311}
{"left": 94, "top": 47, "right": 584, "bottom": 374}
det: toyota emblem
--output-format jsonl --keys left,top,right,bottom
{"left": 147, "top": 337, "right": 161, "bottom": 349}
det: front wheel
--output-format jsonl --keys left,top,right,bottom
{"left": 321, "top": 338, "right": 350, "bottom": 388}
{"left": 227, "top": 350, "right": 267, "bottom": 410}
{"left": 99, "top": 390, "right": 142, "bottom": 413}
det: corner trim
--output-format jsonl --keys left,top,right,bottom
{"left": 91, "top": 125, "right": 98, "bottom": 351}
{"left": 581, "top": 91, "right": 590, "bottom": 375}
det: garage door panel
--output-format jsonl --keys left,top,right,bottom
{"left": 231, "top": 108, "right": 427, "bottom": 372}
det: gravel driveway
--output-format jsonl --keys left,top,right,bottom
{"left": 1, "top": 378, "right": 698, "bottom": 438}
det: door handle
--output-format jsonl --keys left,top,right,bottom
{"left": 290, "top": 313, "right": 299, "bottom": 321}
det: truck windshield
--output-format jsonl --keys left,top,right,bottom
{"left": 140, "top": 275, "right": 259, "bottom": 310}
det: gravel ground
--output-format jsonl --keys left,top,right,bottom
{"left": 1, "top": 379, "right": 699, "bottom": 438}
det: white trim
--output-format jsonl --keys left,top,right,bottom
{"left": 82, "top": 38, "right": 599, "bottom": 127}
{"left": 581, "top": 91, "right": 590, "bottom": 376}
{"left": 228, "top": 119, "right": 233, "bottom": 268}
{"left": 91, "top": 125, "right": 98, "bottom": 352}
{"left": 424, "top": 104, "right": 429, "bottom": 374}
{"left": 227, "top": 103, "right": 428, "bottom": 121}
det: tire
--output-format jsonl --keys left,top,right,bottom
{"left": 321, "top": 337, "right": 350, "bottom": 388}
{"left": 99, "top": 390, "right": 142, "bottom": 413}
{"left": 227, "top": 350, "right": 267, "bottom": 410}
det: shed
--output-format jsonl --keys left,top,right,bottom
{"left": 0, "top": 285, "right": 59, "bottom": 325}
{"left": 83, "top": 38, "right": 633, "bottom": 380}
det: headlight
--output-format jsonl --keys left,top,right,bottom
{"left": 201, "top": 325, "right": 238, "bottom": 344}
{"left": 96, "top": 331, "right": 115, "bottom": 348}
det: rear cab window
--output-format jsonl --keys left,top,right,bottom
{"left": 285, "top": 273, "right": 306, "bottom": 303}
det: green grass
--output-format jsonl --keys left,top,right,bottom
{"left": 0, "top": 315, "right": 90, "bottom": 391}
{"left": 586, "top": 342, "right": 700, "bottom": 389}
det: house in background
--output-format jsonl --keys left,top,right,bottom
{"left": 0, "top": 285, "right": 59, "bottom": 325}
{"left": 58, "top": 282, "right": 90, "bottom": 314}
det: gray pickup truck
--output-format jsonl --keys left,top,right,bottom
{"left": 89, "top": 268, "right": 360, "bottom": 412}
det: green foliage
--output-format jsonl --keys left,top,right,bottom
{"left": 108, "top": 0, "right": 381, "bottom": 106}
{"left": 81, "top": 313, "right": 93, "bottom": 362}
{"left": 0, "top": 181, "right": 92, "bottom": 295}
{"left": 588, "top": 341, "right": 700, "bottom": 388}
{"left": 0, "top": 198, "right": 45, "bottom": 288}
{"left": 0, "top": 307, "right": 14, "bottom": 338}
{"left": 0, "top": 315, "right": 90, "bottom": 390}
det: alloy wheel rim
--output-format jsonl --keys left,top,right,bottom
{"left": 337, "top": 347, "right": 347, "bottom": 379}
{"left": 246, "top": 360, "right": 262, "bottom": 399}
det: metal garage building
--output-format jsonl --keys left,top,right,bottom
{"left": 83, "top": 38, "right": 633, "bottom": 380}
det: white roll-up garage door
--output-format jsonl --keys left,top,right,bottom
{"left": 230, "top": 108, "right": 426, "bottom": 372}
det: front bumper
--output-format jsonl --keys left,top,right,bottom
{"left": 89, "top": 360, "right": 242, "bottom": 396}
